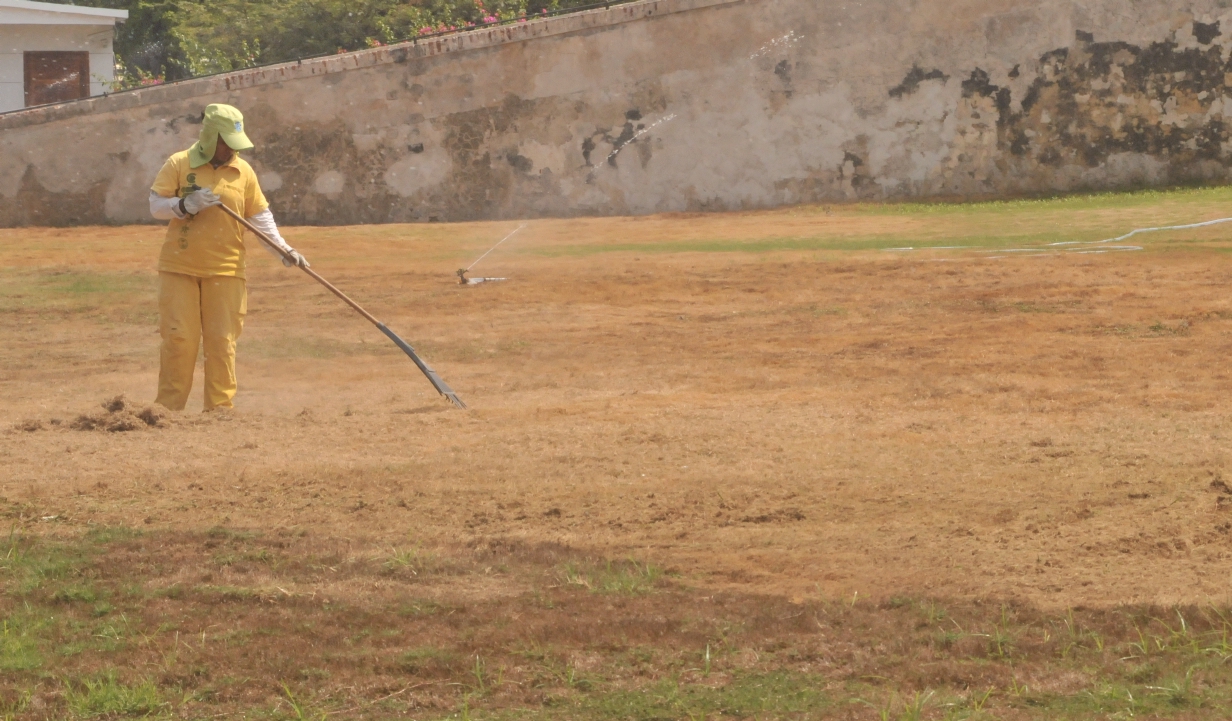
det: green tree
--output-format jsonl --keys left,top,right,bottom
{"left": 49, "top": 0, "right": 618, "bottom": 86}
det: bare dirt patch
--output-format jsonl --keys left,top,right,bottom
{"left": 3, "top": 198, "right": 1232, "bottom": 607}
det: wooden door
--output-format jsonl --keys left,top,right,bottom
{"left": 24, "top": 52, "right": 91, "bottom": 107}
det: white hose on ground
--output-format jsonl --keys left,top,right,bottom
{"left": 1047, "top": 216, "right": 1232, "bottom": 247}
{"left": 885, "top": 215, "right": 1232, "bottom": 254}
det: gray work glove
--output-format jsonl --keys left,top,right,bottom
{"left": 281, "top": 248, "right": 310, "bottom": 268}
{"left": 180, "top": 188, "right": 221, "bottom": 216}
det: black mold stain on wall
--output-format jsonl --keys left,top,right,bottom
{"left": 957, "top": 30, "right": 1232, "bottom": 178}
{"left": 889, "top": 65, "right": 949, "bottom": 98}
{"left": 1194, "top": 21, "right": 1221, "bottom": 45}
{"left": 583, "top": 109, "right": 651, "bottom": 171}
{"left": 258, "top": 120, "right": 399, "bottom": 225}
{"left": 437, "top": 94, "right": 542, "bottom": 219}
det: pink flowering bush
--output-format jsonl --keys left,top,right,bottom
{"left": 97, "top": 60, "right": 165, "bottom": 92}
{"left": 408, "top": 0, "right": 576, "bottom": 37}
{"left": 114, "top": 0, "right": 633, "bottom": 81}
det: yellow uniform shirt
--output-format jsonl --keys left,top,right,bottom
{"left": 151, "top": 150, "right": 269, "bottom": 279}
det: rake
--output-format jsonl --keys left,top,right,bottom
{"left": 218, "top": 204, "right": 466, "bottom": 409}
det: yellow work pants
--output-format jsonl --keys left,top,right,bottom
{"left": 156, "top": 272, "right": 247, "bottom": 411}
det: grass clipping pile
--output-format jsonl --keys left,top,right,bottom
{"left": 70, "top": 395, "right": 167, "bottom": 432}
{"left": 11, "top": 395, "right": 170, "bottom": 433}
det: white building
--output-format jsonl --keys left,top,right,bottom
{"left": 0, "top": 0, "right": 128, "bottom": 114}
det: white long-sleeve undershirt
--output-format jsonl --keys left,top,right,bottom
{"left": 148, "top": 191, "right": 185, "bottom": 221}
{"left": 148, "top": 191, "right": 293, "bottom": 261}
{"left": 245, "top": 209, "right": 294, "bottom": 261}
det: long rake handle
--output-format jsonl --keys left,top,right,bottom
{"left": 217, "top": 204, "right": 466, "bottom": 409}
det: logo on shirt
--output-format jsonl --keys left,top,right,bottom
{"left": 183, "top": 173, "right": 199, "bottom": 199}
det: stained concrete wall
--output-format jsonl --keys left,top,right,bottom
{"left": 3, "top": 0, "right": 1232, "bottom": 226}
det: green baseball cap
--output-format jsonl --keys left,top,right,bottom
{"left": 188, "top": 104, "right": 255, "bottom": 168}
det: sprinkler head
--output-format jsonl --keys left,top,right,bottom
{"left": 456, "top": 269, "right": 469, "bottom": 285}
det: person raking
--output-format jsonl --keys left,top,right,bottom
{"left": 149, "top": 103, "right": 308, "bottom": 411}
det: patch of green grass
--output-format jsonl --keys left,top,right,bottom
{"left": 212, "top": 549, "right": 273, "bottom": 567}
{"left": 64, "top": 672, "right": 165, "bottom": 718}
{"left": 856, "top": 690, "right": 937, "bottom": 721}
{"left": 383, "top": 545, "right": 438, "bottom": 575}
{"left": 0, "top": 269, "right": 155, "bottom": 322}
{"left": 9, "top": 529, "right": 1232, "bottom": 720}
{"left": 811, "top": 305, "right": 846, "bottom": 316}
{"left": 56, "top": 641, "right": 87, "bottom": 658}
{"left": 152, "top": 583, "right": 186, "bottom": 600}
{"left": 43, "top": 272, "right": 151, "bottom": 297}
{"left": 1149, "top": 319, "right": 1192, "bottom": 336}
{"left": 578, "top": 672, "right": 832, "bottom": 720}
{"left": 560, "top": 560, "right": 663, "bottom": 595}
{"left": 84, "top": 526, "right": 144, "bottom": 546}
{"left": 52, "top": 585, "right": 98, "bottom": 604}
{"left": 193, "top": 585, "right": 261, "bottom": 602}
{"left": 536, "top": 234, "right": 952, "bottom": 257}
{"left": 205, "top": 526, "right": 257, "bottom": 542}
{"left": 1016, "top": 677, "right": 1201, "bottom": 717}
{"left": 396, "top": 645, "right": 459, "bottom": 674}
{"left": 855, "top": 184, "right": 1232, "bottom": 216}
{"left": 536, "top": 185, "right": 1232, "bottom": 257}
{"left": 0, "top": 614, "right": 45, "bottom": 672}
{"left": 1, "top": 531, "right": 90, "bottom": 596}
{"left": 277, "top": 683, "right": 330, "bottom": 721}
{"left": 396, "top": 599, "right": 448, "bottom": 617}
{"left": 0, "top": 686, "right": 31, "bottom": 718}
{"left": 90, "top": 616, "right": 134, "bottom": 652}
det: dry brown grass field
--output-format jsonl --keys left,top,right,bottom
{"left": 4, "top": 188, "right": 1232, "bottom": 719}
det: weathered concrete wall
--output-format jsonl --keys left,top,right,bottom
{"left": 3, "top": 0, "right": 1232, "bottom": 226}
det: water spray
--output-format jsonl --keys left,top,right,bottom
{"left": 219, "top": 204, "right": 467, "bottom": 409}
{"left": 457, "top": 223, "right": 526, "bottom": 285}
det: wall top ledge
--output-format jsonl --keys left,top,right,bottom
{"left": 0, "top": 0, "right": 743, "bottom": 131}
